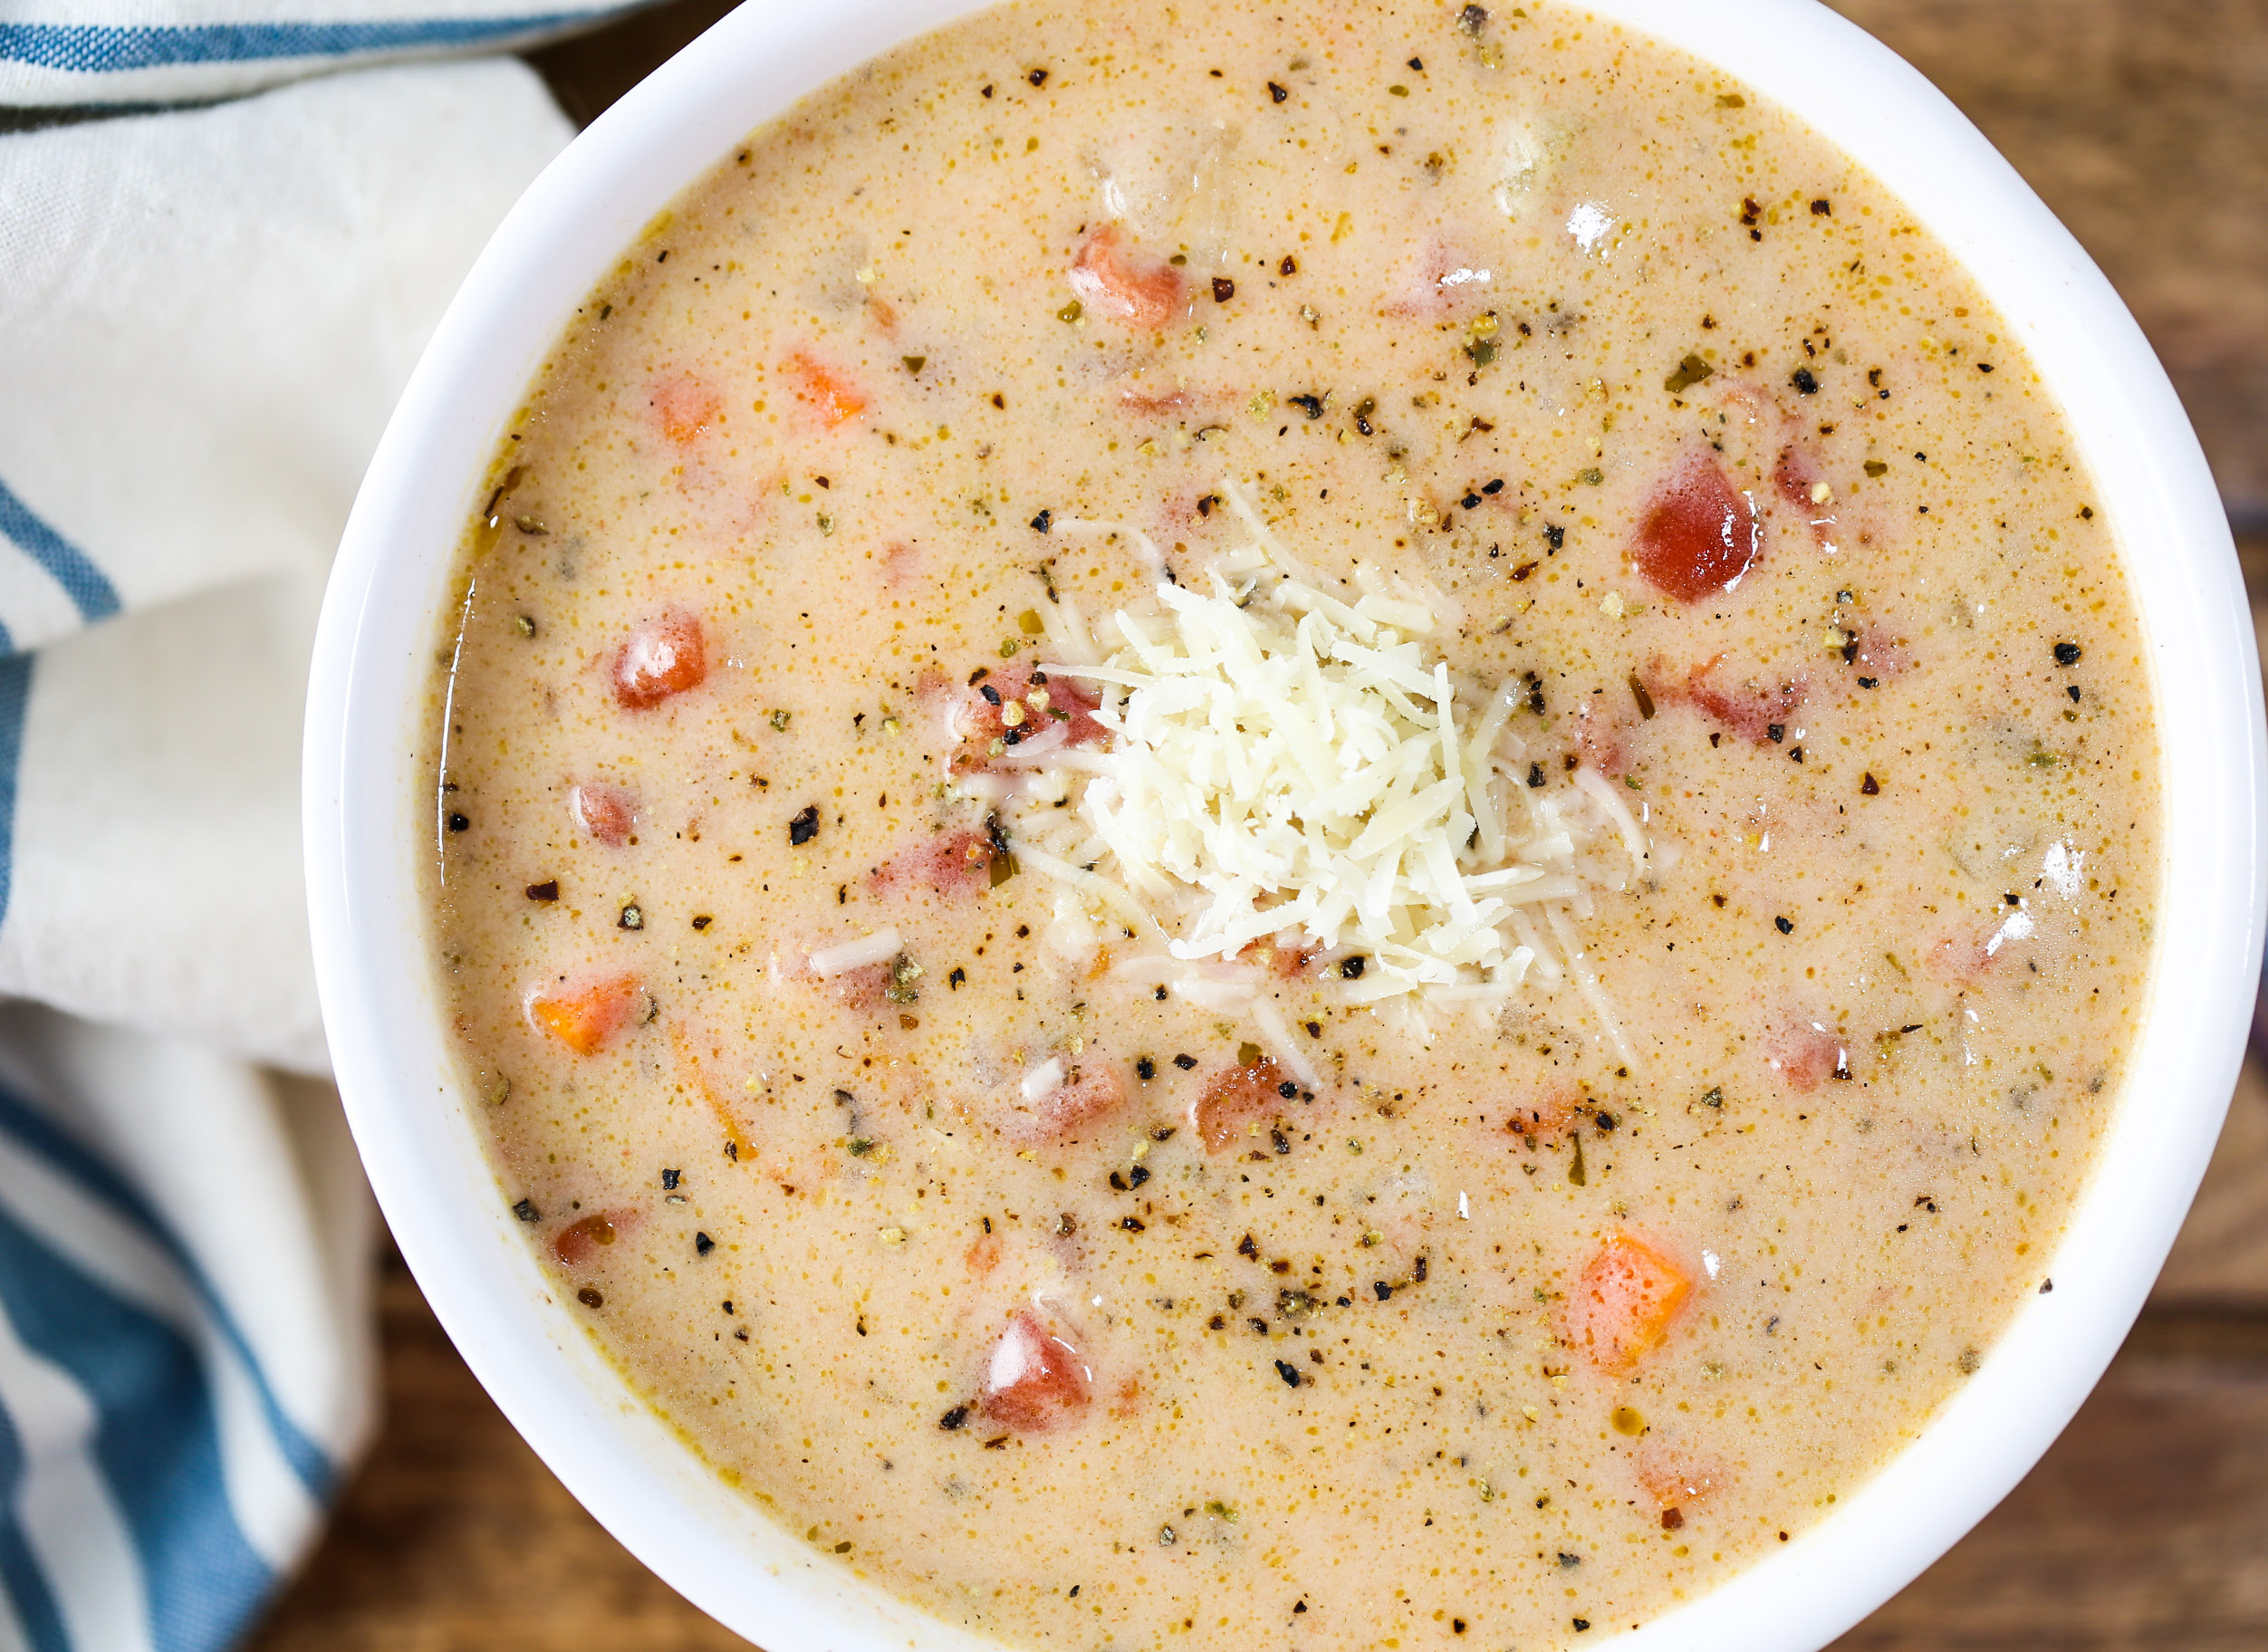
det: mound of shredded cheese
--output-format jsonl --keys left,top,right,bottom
{"left": 1004, "top": 484, "right": 1645, "bottom": 1051}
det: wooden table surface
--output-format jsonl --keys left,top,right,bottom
{"left": 249, "top": 3, "right": 2268, "bottom": 1646}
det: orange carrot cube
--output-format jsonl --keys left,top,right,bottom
{"left": 1562, "top": 1233, "right": 1692, "bottom": 1372}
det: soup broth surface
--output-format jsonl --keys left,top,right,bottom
{"left": 426, "top": 3, "right": 2161, "bottom": 1646}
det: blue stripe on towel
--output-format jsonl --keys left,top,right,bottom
{"left": 0, "top": 1087, "right": 332, "bottom": 1502}
{"left": 0, "top": 13, "right": 595, "bottom": 72}
{"left": 0, "top": 1205, "right": 269, "bottom": 1652}
{"left": 0, "top": 1401, "right": 72, "bottom": 1652}
{"left": 0, "top": 654, "right": 28, "bottom": 935}
{"left": 0, "top": 479, "right": 118, "bottom": 626}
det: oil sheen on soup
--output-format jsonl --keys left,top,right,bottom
{"left": 425, "top": 1, "right": 2162, "bottom": 1646}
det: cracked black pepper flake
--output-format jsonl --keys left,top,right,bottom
{"left": 1861, "top": 773, "right": 1879, "bottom": 795}
{"left": 1341, "top": 956, "right": 1366, "bottom": 979}
{"left": 1544, "top": 523, "right": 1565, "bottom": 551}
{"left": 691, "top": 914, "right": 712, "bottom": 930}
{"left": 661, "top": 1168, "right": 680, "bottom": 1191}
{"left": 789, "top": 805, "right": 820, "bottom": 845}
{"left": 694, "top": 1231, "right": 715, "bottom": 1256}
{"left": 618, "top": 903, "right": 644, "bottom": 930}
{"left": 1766, "top": 722, "right": 1785, "bottom": 744}
{"left": 513, "top": 1198, "right": 539, "bottom": 1222}
{"left": 1775, "top": 916, "right": 1794, "bottom": 934}
{"left": 2053, "top": 641, "right": 2082, "bottom": 665}
{"left": 1213, "top": 276, "right": 1236, "bottom": 303}
{"left": 1274, "top": 1359, "right": 1302, "bottom": 1388}
{"left": 447, "top": 812, "right": 471, "bottom": 832}
{"left": 1279, "top": 255, "right": 1297, "bottom": 275}
{"left": 1374, "top": 1282, "right": 1394, "bottom": 1301}
{"left": 1456, "top": 3, "right": 1488, "bottom": 33}
{"left": 1175, "top": 1053, "right": 1197, "bottom": 1070}
{"left": 1268, "top": 81, "right": 1289, "bottom": 101}
{"left": 1810, "top": 197, "right": 1831, "bottom": 215}
{"left": 1791, "top": 367, "right": 1819, "bottom": 394}
{"left": 577, "top": 1288, "right": 603, "bottom": 1309}
{"left": 526, "top": 879, "right": 559, "bottom": 902}
{"left": 939, "top": 1405, "right": 969, "bottom": 1430}
{"left": 1026, "top": 67, "right": 1047, "bottom": 85}
{"left": 1136, "top": 1056, "right": 1157, "bottom": 1081}
{"left": 1288, "top": 392, "right": 1324, "bottom": 418}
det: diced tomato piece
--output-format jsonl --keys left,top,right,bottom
{"left": 1193, "top": 1056, "right": 1292, "bottom": 1153}
{"left": 1002, "top": 1061, "right": 1128, "bottom": 1145}
{"left": 1067, "top": 226, "right": 1185, "bottom": 331}
{"left": 1561, "top": 1234, "right": 1692, "bottom": 1372}
{"left": 870, "top": 828, "right": 994, "bottom": 900}
{"left": 1765, "top": 1023, "right": 1848, "bottom": 1090}
{"left": 570, "top": 782, "right": 636, "bottom": 847}
{"left": 927, "top": 664, "right": 1108, "bottom": 772}
{"left": 783, "top": 351, "right": 866, "bottom": 427}
{"left": 526, "top": 971, "right": 645, "bottom": 1055}
{"left": 652, "top": 373, "right": 722, "bottom": 444}
{"left": 1379, "top": 238, "right": 1492, "bottom": 320}
{"left": 1631, "top": 451, "right": 1761, "bottom": 602}
{"left": 613, "top": 610, "right": 706, "bottom": 710}
{"left": 1847, "top": 621, "right": 1912, "bottom": 682}
{"left": 553, "top": 1209, "right": 638, "bottom": 1266}
{"left": 1572, "top": 696, "right": 1629, "bottom": 778}
{"left": 1649, "top": 655, "right": 1806, "bottom": 746}
{"left": 981, "top": 1310, "right": 1091, "bottom": 1432}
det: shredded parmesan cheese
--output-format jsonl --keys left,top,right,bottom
{"left": 1010, "top": 482, "right": 1643, "bottom": 1040}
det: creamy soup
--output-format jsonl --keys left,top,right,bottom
{"left": 423, "top": 1, "right": 2161, "bottom": 1645}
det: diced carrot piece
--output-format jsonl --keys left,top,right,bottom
{"left": 965, "top": 1232, "right": 1004, "bottom": 1276}
{"left": 671, "top": 1023, "right": 755, "bottom": 1164}
{"left": 1505, "top": 1088, "right": 1581, "bottom": 1141}
{"left": 552, "top": 1210, "right": 639, "bottom": 1266}
{"left": 526, "top": 971, "right": 644, "bottom": 1055}
{"left": 784, "top": 351, "right": 866, "bottom": 427}
{"left": 1066, "top": 226, "right": 1185, "bottom": 331}
{"left": 981, "top": 1310, "right": 1091, "bottom": 1432}
{"left": 1562, "top": 1234, "right": 1692, "bottom": 1372}
{"left": 570, "top": 782, "right": 636, "bottom": 846}
{"left": 1631, "top": 450, "right": 1761, "bottom": 602}
{"left": 1193, "top": 1056, "right": 1292, "bottom": 1153}
{"left": 612, "top": 610, "right": 706, "bottom": 710}
{"left": 652, "top": 373, "right": 722, "bottom": 444}
{"left": 1636, "top": 1453, "right": 1725, "bottom": 1515}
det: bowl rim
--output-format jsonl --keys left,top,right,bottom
{"left": 304, "top": 1, "right": 2266, "bottom": 1647}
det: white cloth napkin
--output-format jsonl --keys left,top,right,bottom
{"left": 0, "top": 38, "right": 596, "bottom": 1649}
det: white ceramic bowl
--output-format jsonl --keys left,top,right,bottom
{"left": 304, "top": 1, "right": 2267, "bottom": 1646}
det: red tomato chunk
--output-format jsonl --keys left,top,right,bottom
{"left": 1066, "top": 226, "right": 1185, "bottom": 331}
{"left": 982, "top": 1311, "right": 1091, "bottom": 1432}
{"left": 1194, "top": 1057, "right": 1293, "bottom": 1153}
{"left": 570, "top": 782, "right": 637, "bottom": 847}
{"left": 1631, "top": 451, "right": 1761, "bottom": 602}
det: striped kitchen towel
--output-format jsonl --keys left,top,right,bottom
{"left": 0, "top": 0, "right": 639, "bottom": 106}
{"left": 0, "top": 22, "right": 602, "bottom": 1648}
